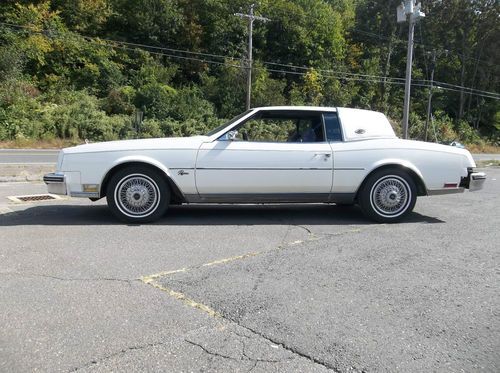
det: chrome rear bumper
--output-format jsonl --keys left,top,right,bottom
{"left": 460, "top": 169, "right": 486, "bottom": 192}
{"left": 469, "top": 172, "right": 486, "bottom": 191}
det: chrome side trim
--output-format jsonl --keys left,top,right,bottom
{"left": 183, "top": 193, "right": 355, "bottom": 204}
{"left": 70, "top": 191, "right": 100, "bottom": 198}
{"left": 195, "top": 167, "right": 332, "bottom": 171}
{"left": 427, "top": 188, "right": 465, "bottom": 196}
{"left": 333, "top": 167, "right": 365, "bottom": 171}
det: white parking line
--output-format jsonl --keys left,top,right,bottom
{"left": 0, "top": 206, "right": 13, "bottom": 214}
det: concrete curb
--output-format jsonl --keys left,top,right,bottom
{"left": 0, "top": 164, "right": 54, "bottom": 183}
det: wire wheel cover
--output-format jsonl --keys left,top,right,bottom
{"left": 115, "top": 174, "right": 160, "bottom": 217}
{"left": 370, "top": 176, "right": 410, "bottom": 217}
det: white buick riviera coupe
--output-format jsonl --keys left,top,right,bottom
{"left": 44, "top": 106, "right": 486, "bottom": 223}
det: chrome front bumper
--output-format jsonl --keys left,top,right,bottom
{"left": 460, "top": 169, "right": 486, "bottom": 192}
{"left": 43, "top": 173, "right": 67, "bottom": 195}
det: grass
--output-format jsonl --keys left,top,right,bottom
{"left": 476, "top": 160, "right": 500, "bottom": 167}
{"left": 465, "top": 143, "right": 500, "bottom": 154}
{"left": 0, "top": 138, "right": 81, "bottom": 149}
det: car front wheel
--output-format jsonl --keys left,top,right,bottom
{"left": 358, "top": 169, "right": 416, "bottom": 223}
{"left": 106, "top": 166, "right": 170, "bottom": 223}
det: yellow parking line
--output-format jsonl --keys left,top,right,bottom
{"left": 140, "top": 268, "right": 187, "bottom": 281}
{"left": 140, "top": 226, "right": 364, "bottom": 318}
{"left": 201, "top": 251, "right": 261, "bottom": 267}
{"left": 140, "top": 277, "right": 221, "bottom": 318}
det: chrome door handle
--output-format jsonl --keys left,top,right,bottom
{"left": 315, "top": 153, "right": 331, "bottom": 158}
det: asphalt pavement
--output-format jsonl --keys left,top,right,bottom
{"left": 0, "top": 167, "right": 499, "bottom": 372}
{"left": 0, "top": 149, "right": 59, "bottom": 164}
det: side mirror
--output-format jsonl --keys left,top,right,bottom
{"left": 218, "top": 130, "right": 238, "bottom": 141}
{"left": 226, "top": 130, "right": 238, "bottom": 141}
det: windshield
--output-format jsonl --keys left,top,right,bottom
{"left": 205, "top": 110, "right": 253, "bottom": 136}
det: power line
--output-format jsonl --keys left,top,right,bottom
{"left": 0, "top": 21, "right": 409, "bottom": 83}
{"left": 0, "top": 21, "right": 242, "bottom": 62}
{"left": 84, "top": 38, "right": 242, "bottom": 68}
{"left": 351, "top": 25, "right": 499, "bottom": 70}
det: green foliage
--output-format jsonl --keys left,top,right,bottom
{"left": 135, "top": 82, "right": 176, "bottom": 119}
{"left": 251, "top": 65, "right": 287, "bottom": 108}
{"left": 0, "top": 44, "right": 24, "bottom": 82}
{"left": 103, "top": 86, "right": 136, "bottom": 115}
{"left": 200, "top": 64, "right": 246, "bottom": 118}
{"left": 455, "top": 120, "right": 482, "bottom": 144}
{"left": 0, "top": 0, "right": 497, "bottom": 145}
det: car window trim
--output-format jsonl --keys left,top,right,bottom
{"left": 218, "top": 110, "right": 328, "bottom": 144}
{"left": 323, "top": 111, "right": 345, "bottom": 143}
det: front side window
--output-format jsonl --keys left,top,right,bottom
{"left": 206, "top": 110, "right": 252, "bottom": 136}
{"left": 220, "top": 111, "right": 325, "bottom": 143}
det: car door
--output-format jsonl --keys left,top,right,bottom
{"left": 194, "top": 109, "right": 333, "bottom": 201}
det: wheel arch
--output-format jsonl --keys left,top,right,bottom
{"left": 100, "top": 157, "right": 185, "bottom": 203}
{"left": 355, "top": 161, "right": 427, "bottom": 200}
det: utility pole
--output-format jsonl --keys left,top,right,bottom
{"left": 424, "top": 51, "right": 436, "bottom": 142}
{"left": 397, "top": 1, "right": 425, "bottom": 139}
{"left": 235, "top": 4, "right": 270, "bottom": 110}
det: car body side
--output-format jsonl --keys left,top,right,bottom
{"left": 47, "top": 106, "right": 477, "bottom": 204}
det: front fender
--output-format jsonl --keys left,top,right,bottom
{"left": 102, "top": 155, "right": 174, "bottom": 182}
{"left": 98, "top": 155, "right": 177, "bottom": 198}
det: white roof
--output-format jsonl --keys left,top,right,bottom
{"left": 253, "top": 106, "right": 337, "bottom": 112}
{"left": 336, "top": 107, "right": 396, "bottom": 141}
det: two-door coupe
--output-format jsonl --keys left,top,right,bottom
{"left": 44, "top": 106, "right": 486, "bottom": 223}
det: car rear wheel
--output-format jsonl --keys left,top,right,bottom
{"left": 358, "top": 169, "right": 416, "bottom": 223}
{"left": 106, "top": 166, "right": 170, "bottom": 223}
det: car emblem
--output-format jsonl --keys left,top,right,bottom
{"left": 355, "top": 128, "right": 366, "bottom": 134}
{"left": 178, "top": 170, "right": 189, "bottom": 176}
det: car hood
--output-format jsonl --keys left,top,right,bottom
{"left": 62, "top": 136, "right": 208, "bottom": 154}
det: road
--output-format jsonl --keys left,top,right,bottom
{"left": 0, "top": 149, "right": 59, "bottom": 164}
{"left": 0, "top": 148, "right": 499, "bottom": 165}
{"left": 0, "top": 167, "right": 498, "bottom": 372}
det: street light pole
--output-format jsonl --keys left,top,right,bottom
{"left": 402, "top": 16, "right": 415, "bottom": 139}
{"left": 235, "top": 4, "right": 270, "bottom": 110}
{"left": 424, "top": 51, "right": 436, "bottom": 141}
{"left": 397, "top": 1, "right": 425, "bottom": 139}
{"left": 246, "top": 6, "right": 253, "bottom": 111}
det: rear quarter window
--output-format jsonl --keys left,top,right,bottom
{"left": 336, "top": 107, "right": 396, "bottom": 141}
{"left": 323, "top": 113, "right": 343, "bottom": 142}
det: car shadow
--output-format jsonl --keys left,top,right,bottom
{"left": 0, "top": 203, "right": 445, "bottom": 226}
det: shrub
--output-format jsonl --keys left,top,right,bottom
{"left": 455, "top": 120, "right": 482, "bottom": 144}
{"left": 103, "top": 86, "right": 136, "bottom": 115}
{"left": 135, "top": 82, "right": 176, "bottom": 120}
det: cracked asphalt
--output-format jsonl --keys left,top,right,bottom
{"left": 0, "top": 168, "right": 499, "bottom": 372}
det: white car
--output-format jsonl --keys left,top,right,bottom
{"left": 44, "top": 106, "right": 486, "bottom": 223}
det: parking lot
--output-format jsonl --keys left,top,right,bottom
{"left": 1, "top": 167, "right": 499, "bottom": 372}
